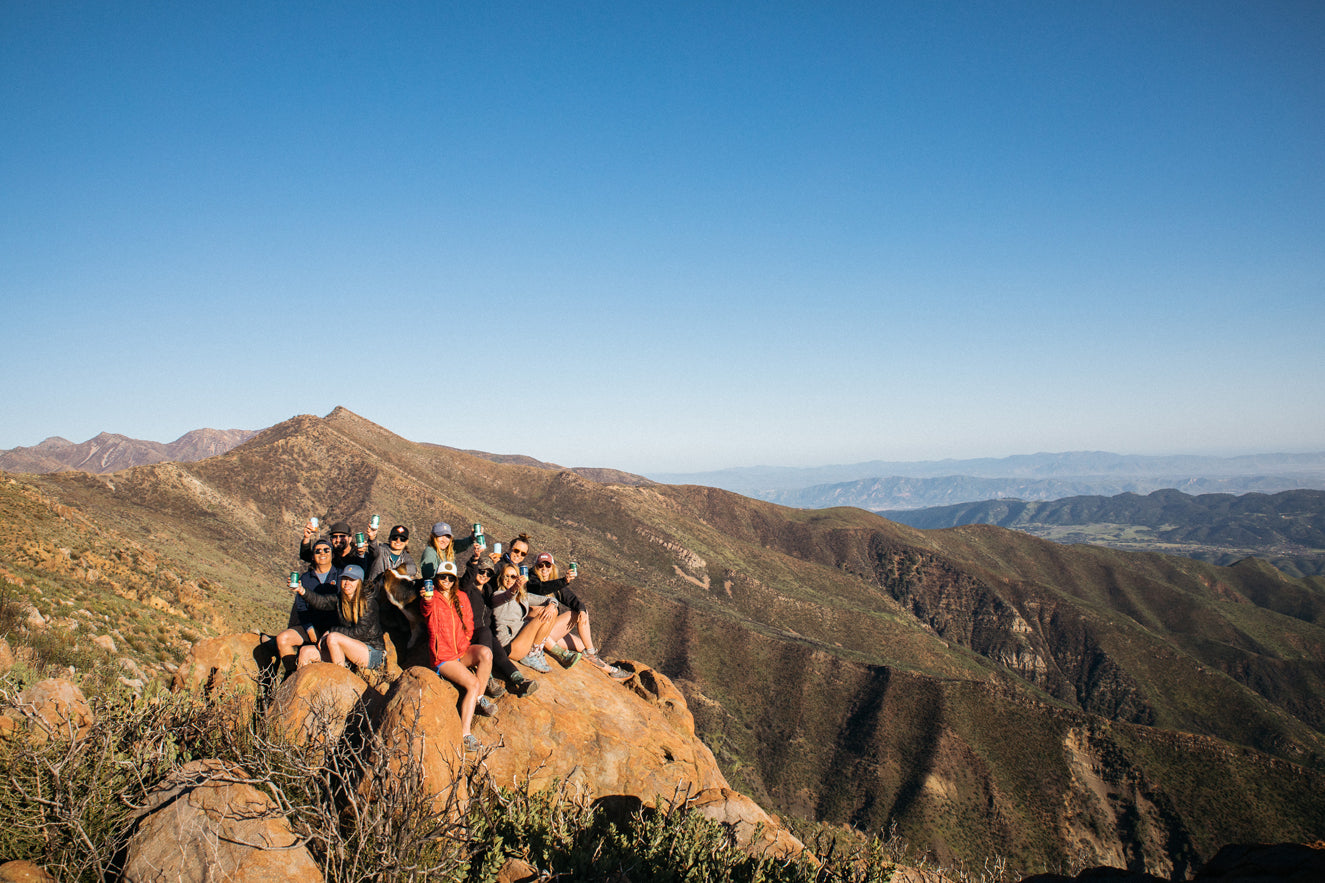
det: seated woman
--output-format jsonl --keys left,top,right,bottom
{"left": 485, "top": 563, "right": 573, "bottom": 674}
{"left": 274, "top": 538, "right": 340, "bottom": 674}
{"left": 291, "top": 564, "right": 386, "bottom": 673}
{"left": 420, "top": 561, "right": 495, "bottom": 752}
{"left": 461, "top": 556, "right": 539, "bottom": 697}
{"left": 528, "top": 553, "right": 629, "bottom": 679}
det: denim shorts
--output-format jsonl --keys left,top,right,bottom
{"left": 366, "top": 647, "right": 385, "bottom": 670}
{"left": 434, "top": 658, "right": 460, "bottom": 675}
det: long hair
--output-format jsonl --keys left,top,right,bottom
{"left": 339, "top": 576, "right": 365, "bottom": 625}
{"left": 430, "top": 533, "right": 455, "bottom": 564}
{"left": 438, "top": 573, "right": 464, "bottom": 620}
{"left": 499, "top": 564, "right": 525, "bottom": 605}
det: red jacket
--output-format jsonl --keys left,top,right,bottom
{"left": 420, "top": 589, "right": 474, "bottom": 668}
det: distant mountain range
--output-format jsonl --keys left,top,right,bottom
{"left": 884, "top": 488, "right": 1325, "bottom": 578}
{"left": 2, "top": 407, "right": 1323, "bottom": 876}
{"left": 653, "top": 451, "right": 1325, "bottom": 510}
{"left": 0, "top": 429, "right": 257, "bottom": 474}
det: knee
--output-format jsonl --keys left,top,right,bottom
{"left": 476, "top": 645, "right": 492, "bottom": 663}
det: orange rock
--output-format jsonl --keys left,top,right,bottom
{"left": 368, "top": 666, "right": 466, "bottom": 814}
{"left": 0, "top": 859, "right": 56, "bottom": 882}
{"left": 122, "top": 758, "right": 321, "bottom": 883}
{"left": 4, "top": 678, "right": 93, "bottom": 743}
{"left": 0, "top": 637, "right": 13, "bottom": 677}
{"left": 690, "top": 787, "right": 808, "bottom": 861}
{"left": 266, "top": 661, "right": 384, "bottom": 752}
{"left": 472, "top": 652, "right": 728, "bottom": 802}
{"left": 171, "top": 633, "right": 277, "bottom": 729}
{"left": 618, "top": 659, "right": 696, "bottom": 736}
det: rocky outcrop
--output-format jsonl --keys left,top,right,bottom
{"left": 122, "top": 758, "right": 321, "bottom": 883}
{"left": 180, "top": 633, "right": 805, "bottom": 860}
{"left": 267, "top": 661, "right": 384, "bottom": 751}
{"left": 0, "top": 860, "right": 55, "bottom": 882}
{"left": 0, "top": 678, "right": 93, "bottom": 743}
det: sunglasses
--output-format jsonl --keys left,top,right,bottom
{"left": 536, "top": 562, "right": 552, "bottom": 569}
{"left": 313, "top": 548, "right": 332, "bottom": 555}
{"left": 437, "top": 575, "right": 456, "bottom": 583}
{"left": 502, "top": 573, "right": 518, "bottom": 581}
{"left": 476, "top": 570, "right": 492, "bottom": 578}
{"left": 510, "top": 548, "right": 528, "bottom": 558}
{"left": 331, "top": 533, "right": 350, "bottom": 539}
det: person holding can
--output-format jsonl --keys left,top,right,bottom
{"left": 273, "top": 538, "right": 341, "bottom": 675}
{"left": 299, "top": 519, "right": 368, "bottom": 572}
{"left": 486, "top": 562, "right": 573, "bottom": 674}
{"left": 292, "top": 564, "right": 386, "bottom": 672}
{"left": 364, "top": 524, "right": 419, "bottom": 583}
{"left": 527, "top": 553, "right": 629, "bottom": 678}
{"left": 420, "top": 561, "right": 496, "bottom": 752}
{"left": 419, "top": 521, "right": 482, "bottom": 580}
{"left": 461, "top": 555, "right": 539, "bottom": 697}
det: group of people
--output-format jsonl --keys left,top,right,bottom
{"left": 274, "top": 517, "right": 629, "bottom": 752}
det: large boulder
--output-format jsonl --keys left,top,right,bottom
{"left": 122, "top": 758, "right": 322, "bottom": 883}
{"left": 0, "top": 860, "right": 55, "bottom": 882}
{"left": 690, "top": 787, "right": 808, "bottom": 861}
{"left": 266, "top": 661, "right": 384, "bottom": 752}
{"left": 368, "top": 666, "right": 466, "bottom": 814}
{"left": 0, "top": 636, "right": 13, "bottom": 677}
{"left": 0, "top": 678, "right": 93, "bottom": 743}
{"left": 172, "top": 632, "right": 277, "bottom": 725}
{"left": 472, "top": 656, "right": 728, "bottom": 801}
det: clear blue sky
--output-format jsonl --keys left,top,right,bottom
{"left": 3, "top": 2, "right": 1322, "bottom": 473}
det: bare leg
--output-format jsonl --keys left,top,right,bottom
{"left": 321, "top": 633, "right": 374, "bottom": 669}
{"left": 543, "top": 610, "right": 574, "bottom": 648}
{"left": 276, "top": 627, "right": 312, "bottom": 673}
{"left": 436, "top": 643, "right": 491, "bottom": 737}
{"left": 296, "top": 643, "right": 323, "bottom": 668}
{"left": 508, "top": 619, "right": 547, "bottom": 662}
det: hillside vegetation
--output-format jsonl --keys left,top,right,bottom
{"left": 2, "top": 407, "right": 1323, "bottom": 878}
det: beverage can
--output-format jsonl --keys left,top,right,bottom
{"left": 370, "top": 514, "right": 381, "bottom": 530}
{"left": 472, "top": 522, "right": 482, "bottom": 537}
{"left": 421, "top": 578, "right": 434, "bottom": 595}
{"left": 288, "top": 572, "right": 299, "bottom": 589}
{"left": 569, "top": 562, "right": 578, "bottom": 575}
{"left": 494, "top": 542, "right": 502, "bottom": 555}
{"left": 476, "top": 534, "right": 486, "bottom": 548}
{"left": 310, "top": 517, "right": 319, "bottom": 529}
{"left": 354, "top": 531, "right": 367, "bottom": 546}
{"left": 520, "top": 564, "right": 528, "bottom": 578}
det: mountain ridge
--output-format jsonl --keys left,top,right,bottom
{"left": 0, "top": 428, "right": 258, "bottom": 475}
{"left": 3, "top": 407, "right": 1323, "bottom": 876}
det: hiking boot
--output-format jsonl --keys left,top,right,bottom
{"left": 518, "top": 647, "right": 552, "bottom": 674}
{"left": 608, "top": 665, "right": 631, "bottom": 680}
{"left": 476, "top": 695, "right": 499, "bottom": 718}
{"left": 463, "top": 733, "right": 483, "bottom": 752}
{"left": 508, "top": 671, "right": 540, "bottom": 697}
{"left": 544, "top": 644, "right": 581, "bottom": 669}
{"left": 485, "top": 677, "right": 507, "bottom": 699}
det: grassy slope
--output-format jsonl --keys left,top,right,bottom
{"left": 4, "top": 409, "right": 1325, "bottom": 873}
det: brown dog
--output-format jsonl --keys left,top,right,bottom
{"left": 381, "top": 565, "right": 424, "bottom": 648}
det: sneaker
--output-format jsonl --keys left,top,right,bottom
{"left": 608, "top": 665, "right": 631, "bottom": 680}
{"left": 463, "top": 733, "right": 482, "bottom": 752}
{"left": 519, "top": 647, "right": 552, "bottom": 674}
{"left": 485, "top": 677, "right": 507, "bottom": 699}
{"left": 508, "top": 672, "right": 540, "bottom": 697}
{"left": 544, "top": 644, "right": 581, "bottom": 669}
{"left": 476, "top": 695, "right": 499, "bottom": 718}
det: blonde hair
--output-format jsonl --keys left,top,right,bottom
{"left": 499, "top": 564, "right": 525, "bottom": 604}
{"left": 430, "top": 533, "right": 455, "bottom": 563}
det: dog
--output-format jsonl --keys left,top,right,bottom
{"left": 380, "top": 565, "right": 424, "bottom": 648}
